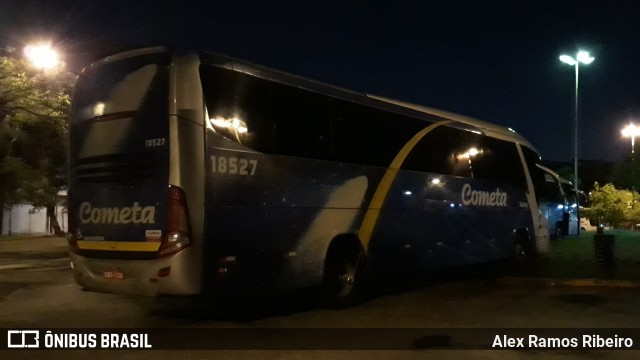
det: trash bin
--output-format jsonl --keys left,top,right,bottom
{"left": 594, "top": 233, "right": 615, "bottom": 266}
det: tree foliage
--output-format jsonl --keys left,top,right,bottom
{"left": 0, "top": 55, "right": 74, "bottom": 234}
{"left": 582, "top": 182, "right": 640, "bottom": 228}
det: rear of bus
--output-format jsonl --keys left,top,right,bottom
{"left": 67, "top": 48, "right": 203, "bottom": 296}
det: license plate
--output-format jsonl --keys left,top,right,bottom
{"left": 104, "top": 268, "right": 124, "bottom": 280}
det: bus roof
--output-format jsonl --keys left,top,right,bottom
{"left": 366, "top": 95, "right": 536, "bottom": 150}
{"left": 82, "top": 46, "right": 538, "bottom": 152}
{"left": 536, "top": 163, "right": 575, "bottom": 187}
{"left": 199, "top": 50, "right": 538, "bottom": 152}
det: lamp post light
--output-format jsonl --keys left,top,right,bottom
{"left": 23, "top": 44, "right": 59, "bottom": 70}
{"left": 559, "top": 51, "right": 595, "bottom": 192}
{"left": 622, "top": 122, "right": 639, "bottom": 210}
{"left": 622, "top": 122, "right": 639, "bottom": 155}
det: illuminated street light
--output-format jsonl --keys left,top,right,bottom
{"left": 559, "top": 50, "right": 595, "bottom": 192}
{"left": 622, "top": 122, "right": 639, "bottom": 155}
{"left": 622, "top": 122, "right": 639, "bottom": 211}
{"left": 23, "top": 44, "right": 59, "bottom": 70}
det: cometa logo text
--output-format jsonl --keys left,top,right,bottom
{"left": 461, "top": 183, "right": 508, "bottom": 207}
{"left": 79, "top": 202, "right": 156, "bottom": 224}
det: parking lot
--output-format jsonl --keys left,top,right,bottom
{"left": 2, "top": 232, "right": 640, "bottom": 359}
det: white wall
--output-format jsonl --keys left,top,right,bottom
{"left": 2, "top": 204, "right": 67, "bottom": 236}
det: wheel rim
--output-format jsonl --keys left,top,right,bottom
{"left": 336, "top": 261, "right": 356, "bottom": 298}
{"left": 514, "top": 242, "right": 526, "bottom": 262}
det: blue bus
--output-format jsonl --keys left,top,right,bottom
{"left": 67, "top": 47, "right": 550, "bottom": 307}
{"left": 535, "top": 164, "right": 579, "bottom": 238}
{"left": 559, "top": 177, "right": 580, "bottom": 236}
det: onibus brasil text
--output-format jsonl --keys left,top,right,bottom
{"left": 8, "top": 331, "right": 152, "bottom": 349}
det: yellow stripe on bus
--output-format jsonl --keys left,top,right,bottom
{"left": 359, "top": 120, "right": 452, "bottom": 250}
{"left": 77, "top": 241, "right": 161, "bottom": 252}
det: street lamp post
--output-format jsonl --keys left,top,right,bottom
{"left": 559, "top": 51, "right": 595, "bottom": 192}
{"left": 622, "top": 122, "right": 639, "bottom": 212}
{"left": 622, "top": 122, "right": 639, "bottom": 155}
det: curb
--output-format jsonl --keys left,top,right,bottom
{"left": 500, "top": 276, "right": 640, "bottom": 288}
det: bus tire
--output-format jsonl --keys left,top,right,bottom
{"left": 322, "top": 239, "right": 365, "bottom": 309}
{"left": 511, "top": 230, "right": 531, "bottom": 266}
{"left": 554, "top": 223, "right": 564, "bottom": 239}
{"left": 513, "top": 240, "right": 527, "bottom": 263}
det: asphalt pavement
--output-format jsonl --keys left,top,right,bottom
{"left": 2, "top": 231, "right": 640, "bottom": 289}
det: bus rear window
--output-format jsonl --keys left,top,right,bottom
{"left": 71, "top": 52, "right": 170, "bottom": 123}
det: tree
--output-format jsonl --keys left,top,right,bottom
{"left": 583, "top": 182, "right": 636, "bottom": 228}
{"left": 0, "top": 55, "right": 74, "bottom": 235}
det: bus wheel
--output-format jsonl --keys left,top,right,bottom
{"left": 512, "top": 235, "right": 529, "bottom": 266}
{"left": 323, "top": 241, "right": 364, "bottom": 309}
{"left": 514, "top": 241, "right": 526, "bottom": 261}
{"left": 554, "top": 223, "right": 564, "bottom": 239}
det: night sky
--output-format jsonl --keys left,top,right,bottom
{"left": 3, "top": 0, "right": 640, "bottom": 163}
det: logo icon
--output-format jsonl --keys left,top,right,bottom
{"left": 7, "top": 330, "right": 40, "bottom": 348}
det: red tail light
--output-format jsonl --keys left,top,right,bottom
{"left": 158, "top": 185, "right": 192, "bottom": 257}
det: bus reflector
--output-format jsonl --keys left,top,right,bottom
{"left": 157, "top": 267, "right": 171, "bottom": 277}
{"left": 158, "top": 186, "right": 192, "bottom": 257}
{"left": 219, "top": 256, "right": 237, "bottom": 263}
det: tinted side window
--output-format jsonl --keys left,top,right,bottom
{"left": 403, "top": 125, "right": 477, "bottom": 177}
{"left": 331, "top": 99, "right": 389, "bottom": 166}
{"left": 200, "top": 66, "right": 273, "bottom": 152}
{"left": 470, "top": 137, "right": 527, "bottom": 188}
{"left": 521, "top": 146, "right": 558, "bottom": 200}
{"left": 403, "top": 126, "right": 527, "bottom": 187}
{"left": 536, "top": 172, "right": 564, "bottom": 203}
{"left": 271, "top": 83, "right": 331, "bottom": 159}
{"left": 522, "top": 146, "right": 542, "bottom": 174}
{"left": 387, "top": 115, "right": 432, "bottom": 162}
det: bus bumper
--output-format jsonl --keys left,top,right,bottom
{"left": 69, "top": 248, "right": 201, "bottom": 297}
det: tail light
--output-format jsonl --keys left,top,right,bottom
{"left": 158, "top": 185, "right": 192, "bottom": 257}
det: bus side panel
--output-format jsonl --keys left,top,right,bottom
{"left": 202, "top": 133, "right": 533, "bottom": 295}
{"left": 202, "top": 134, "right": 384, "bottom": 294}
{"left": 368, "top": 173, "right": 532, "bottom": 279}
